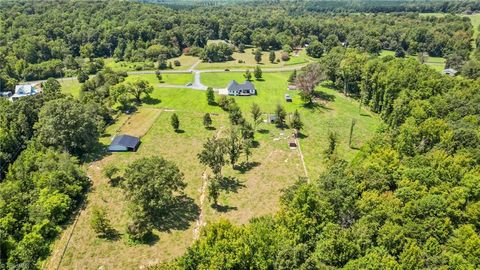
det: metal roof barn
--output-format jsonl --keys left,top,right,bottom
{"left": 107, "top": 135, "right": 140, "bottom": 152}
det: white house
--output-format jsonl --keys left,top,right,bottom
{"left": 10, "top": 84, "right": 41, "bottom": 101}
{"left": 226, "top": 80, "right": 256, "bottom": 96}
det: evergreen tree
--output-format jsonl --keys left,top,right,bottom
{"left": 275, "top": 104, "right": 287, "bottom": 128}
{"left": 155, "top": 70, "right": 162, "bottom": 82}
{"left": 244, "top": 69, "right": 252, "bottom": 81}
{"left": 325, "top": 131, "right": 338, "bottom": 158}
{"left": 206, "top": 87, "right": 215, "bottom": 105}
{"left": 90, "top": 206, "right": 113, "bottom": 237}
{"left": 269, "top": 51, "right": 276, "bottom": 63}
{"left": 203, "top": 113, "right": 212, "bottom": 128}
{"left": 254, "top": 66, "right": 263, "bottom": 80}
{"left": 250, "top": 103, "right": 262, "bottom": 130}
{"left": 171, "top": 113, "right": 180, "bottom": 131}
{"left": 255, "top": 50, "right": 262, "bottom": 63}
{"left": 288, "top": 70, "right": 297, "bottom": 83}
{"left": 290, "top": 110, "right": 303, "bottom": 134}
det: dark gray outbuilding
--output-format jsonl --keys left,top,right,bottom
{"left": 107, "top": 134, "right": 140, "bottom": 152}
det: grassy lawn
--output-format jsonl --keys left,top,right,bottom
{"left": 380, "top": 50, "right": 446, "bottom": 72}
{"left": 48, "top": 72, "right": 380, "bottom": 269}
{"left": 196, "top": 48, "right": 311, "bottom": 70}
{"left": 104, "top": 58, "right": 156, "bottom": 72}
{"left": 60, "top": 79, "right": 82, "bottom": 97}
{"left": 201, "top": 72, "right": 381, "bottom": 178}
{"left": 105, "top": 55, "right": 200, "bottom": 72}
{"left": 125, "top": 73, "right": 193, "bottom": 86}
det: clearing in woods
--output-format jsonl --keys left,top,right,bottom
{"left": 48, "top": 70, "right": 380, "bottom": 269}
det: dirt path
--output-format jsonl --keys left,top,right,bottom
{"left": 193, "top": 171, "right": 208, "bottom": 240}
{"left": 295, "top": 136, "right": 309, "bottom": 182}
{"left": 192, "top": 127, "right": 224, "bottom": 240}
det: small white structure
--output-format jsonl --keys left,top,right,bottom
{"left": 226, "top": 80, "right": 256, "bottom": 96}
{"left": 442, "top": 68, "right": 457, "bottom": 76}
{"left": 10, "top": 84, "right": 41, "bottom": 101}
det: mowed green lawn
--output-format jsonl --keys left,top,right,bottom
{"left": 50, "top": 71, "right": 380, "bottom": 269}
{"left": 380, "top": 50, "right": 446, "bottom": 72}
{"left": 60, "top": 73, "right": 194, "bottom": 97}
{"left": 178, "top": 71, "right": 380, "bottom": 178}
{"left": 196, "top": 48, "right": 312, "bottom": 70}
{"left": 59, "top": 79, "right": 82, "bottom": 98}
{"left": 104, "top": 54, "right": 200, "bottom": 72}
{"left": 125, "top": 73, "right": 193, "bottom": 85}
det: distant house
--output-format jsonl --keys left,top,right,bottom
{"left": 285, "top": 94, "right": 292, "bottom": 102}
{"left": 227, "top": 80, "right": 256, "bottom": 96}
{"left": 0, "top": 92, "right": 12, "bottom": 98}
{"left": 442, "top": 68, "right": 457, "bottom": 76}
{"left": 107, "top": 134, "right": 140, "bottom": 152}
{"left": 10, "top": 84, "right": 41, "bottom": 101}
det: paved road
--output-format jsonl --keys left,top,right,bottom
{"left": 26, "top": 62, "right": 309, "bottom": 85}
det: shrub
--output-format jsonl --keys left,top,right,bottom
{"left": 281, "top": 52, "right": 290, "bottom": 61}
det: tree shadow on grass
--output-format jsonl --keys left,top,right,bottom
{"left": 302, "top": 102, "right": 331, "bottom": 112}
{"left": 257, "top": 129, "right": 269, "bottom": 134}
{"left": 251, "top": 140, "right": 260, "bottom": 148}
{"left": 218, "top": 176, "right": 246, "bottom": 193}
{"left": 99, "top": 228, "right": 121, "bottom": 241}
{"left": 142, "top": 96, "right": 161, "bottom": 105}
{"left": 206, "top": 126, "right": 216, "bottom": 131}
{"left": 211, "top": 204, "right": 238, "bottom": 213}
{"left": 174, "top": 129, "right": 185, "bottom": 134}
{"left": 154, "top": 195, "right": 200, "bottom": 232}
{"left": 234, "top": 161, "right": 261, "bottom": 174}
{"left": 82, "top": 141, "right": 111, "bottom": 163}
{"left": 315, "top": 90, "right": 336, "bottom": 102}
{"left": 296, "top": 132, "right": 308, "bottom": 139}
{"left": 109, "top": 176, "right": 124, "bottom": 187}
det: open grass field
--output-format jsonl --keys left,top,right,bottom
{"left": 104, "top": 54, "right": 200, "bottom": 72}
{"left": 125, "top": 73, "right": 193, "bottom": 86}
{"left": 380, "top": 50, "right": 446, "bottom": 72}
{"left": 196, "top": 48, "right": 312, "bottom": 70}
{"left": 48, "top": 71, "right": 380, "bottom": 269}
{"left": 60, "top": 78, "right": 82, "bottom": 98}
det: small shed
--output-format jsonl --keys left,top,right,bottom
{"left": 267, "top": 115, "right": 277, "bottom": 124}
{"left": 285, "top": 94, "right": 292, "bottom": 102}
{"left": 108, "top": 134, "right": 140, "bottom": 152}
{"left": 289, "top": 141, "right": 297, "bottom": 149}
{"left": 442, "top": 68, "right": 457, "bottom": 76}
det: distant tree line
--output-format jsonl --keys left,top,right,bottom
{"left": 0, "top": 1, "right": 475, "bottom": 91}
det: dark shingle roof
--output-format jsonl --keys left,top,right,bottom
{"left": 111, "top": 134, "right": 140, "bottom": 149}
{"left": 227, "top": 80, "right": 255, "bottom": 92}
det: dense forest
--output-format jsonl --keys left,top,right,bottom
{"left": 146, "top": 0, "right": 480, "bottom": 13}
{"left": 0, "top": 1, "right": 477, "bottom": 87}
{"left": 0, "top": 0, "right": 479, "bottom": 269}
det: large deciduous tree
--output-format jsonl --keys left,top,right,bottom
{"left": 123, "top": 156, "right": 186, "bottom": 237}
{"left": 127, "top": 79, "right": 153, "bottom": 103}
{"left": 296, "top": 63, "right": 324, "bottom": 104}
{"left": 35, "top": 98, "right": 102, "bottom": 156}
{"left": 198, "top": 137, "right": 227, "bottom": 175}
